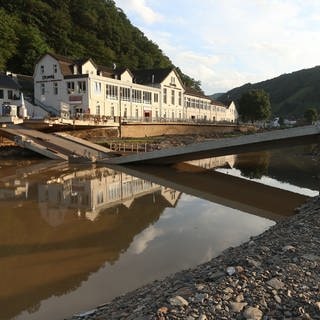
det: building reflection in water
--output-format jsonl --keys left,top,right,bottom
{"left": 37, "top": 167, "right": 181, "bottom": 226}
{"left": 0, "top": 163, "right": 183, "bottom": 320}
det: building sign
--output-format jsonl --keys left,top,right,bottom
{"left": 42, "top": 75, "right": 55, "bottom": 80}
{"left": 69, "top": 95, "right": 82, "bottom": 104}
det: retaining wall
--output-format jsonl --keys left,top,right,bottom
{"left": 121, "top": 123, "right": 252, "bottom": 138}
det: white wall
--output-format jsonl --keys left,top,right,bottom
{"left": 33, "top": 55, "right": 238, "bottom": 122}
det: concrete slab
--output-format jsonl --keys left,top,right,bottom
{"left": 100, "top": 125, "right": 320, "bottom": 165}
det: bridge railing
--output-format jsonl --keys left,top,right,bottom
{"left": 107, "top": 142, "right": 160, "bottom": 154}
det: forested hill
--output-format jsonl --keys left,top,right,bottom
{"left": 218, "top": 66, "right": 320, "bottom": 118}
{"left": 0, "top": 0, "right": 200, "bottom": 90}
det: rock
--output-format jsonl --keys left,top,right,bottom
{"left": 226, "top": 266, "right": 236, "bottom": 275}
{"left": 302, "top": 254, "right": 320, "bottom": 261}
{"left": 282, "top": 245, "right": 295, "bottom": 252}
{"left": 274, "top": 295, "right": 281, "bottom": 303}
{"left": 210, "top": 271, "right": 225, "bottom": 280}
{"left": 157, "top": 306, "right": 168, "bottom": 314}
{"left": 223, "top": 287, "right": 234, "bottom": 294}
{"left": 247, "top": 258, "right": 261, "bottom": 268}
{"left": 260, "top": 296, "right": 268, "bottom": 308}
{"left": 235, "top": 293, "right": 244, "bottom": 302}
{"left": 267, "top": 278, "right": 285, "bottom": 290}
{"left": 315, "top": 302, "right": 320, "bottom": 310}
{"left": 174, "top": 286, "right": 194, "bottom": 298}
{"left": 229, "top": 301, "right": 247, "bottom": 312}
{"left": 74, "top": 309, "right": 97, "bottom": 317}
{"left": 198, "top": 315, "right": 207, "bottom": 320}
{"left": 243, "top": 306, "right": 263, "bottom": 320}
{"left": 235, "top": 265, "right": 245, "bottom": 273}
{"left": 169, "top": 295, "right": 189, "bottom": 307}
{"left": 194, "top": 293, "right": 208, "bottom": 303}
{"left": 195, "top": 283, "right": 206, "bottom": 291}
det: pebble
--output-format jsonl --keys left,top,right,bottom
{"left": 282, "top": 245, "right": 295, "bottom": 251}
{"left": 229, "top": 301, "right": 247, "bottom": 312}
{"left": 226, "top": 266, "right": 236, "bottom": 275}
{"left": 169, "top": 295, "right": 189, "bottom": 307}
{"left": 267, "top": 277, "right": 285, "bottom": 290}
{"left": 243, "top": 306, "right": 263, "bottom": 320}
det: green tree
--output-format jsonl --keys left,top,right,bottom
{"left": 238, "top": 89, "right": 271, "bottom": 123}
{"left": 304, "top": 108, "right": 318, "bottom": 124}
{"left": 0, "top": 0, "right": 202, "bottom": 91}
{"left": 0, "top": 9, "right": 18, "bottom": 70}
{"left": 7, "top": 25, "right": 49, "bottom": 74}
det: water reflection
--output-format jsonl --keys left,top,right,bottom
{"left": 225, "top": 146, "right": 320, "bottom": 196}
{"left": 37, "top": 167, "right": 180, "bottom": 225}
{"left": 0, "top": 151, "right": 311, "bottom": 320}
{"left": 235, "top": 152, "right": 270, "bottom": 179}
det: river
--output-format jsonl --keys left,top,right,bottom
{"left": 0, "top": 145, "right": 318, "bottom": 319}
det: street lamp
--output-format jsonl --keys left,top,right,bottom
{"left": 119, "top": 87, "right": 122, "bottom": 138}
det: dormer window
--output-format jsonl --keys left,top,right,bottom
{"left": 73, "top": 65, "right": 78, "bottom": 75}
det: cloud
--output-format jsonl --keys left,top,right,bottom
{"left": 114, "top": 0, "right": 162, "bottom": 24}
{"left": 130, "top": 225, "right": 164, "bottom": 254}
{"left": 115, "top": 0, "right": 320, "bottom": 93}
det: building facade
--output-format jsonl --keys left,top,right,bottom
{"left": 0, "top": 73, "right": 21, "bottom": 117}
{"left": 34, "top": 53, "right": 238, "bottom": 123}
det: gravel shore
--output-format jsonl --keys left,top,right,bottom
{"left": 68, "top": 195, "right": 320, "bottom": 320}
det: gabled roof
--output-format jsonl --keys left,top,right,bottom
{"left": 211, "top": 99, "right": 226, "bottom": 107}
{"left": 184, "top": 87, "right": 209, "bottom": 100}
{"left": 132, "top": 68, "right": 174, "bottom": 85}
{"left": 97, "top": 65, "right": 133, "bottom": 79}
{"left": 0, "top": 73, "right": 20, "bottom": 90}
{"left": 39, "top": 53, "right": 134, "bottom": 79}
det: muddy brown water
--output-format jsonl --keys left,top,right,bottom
{"left": 0, "top": 145, "right": 319, "bottom": 320}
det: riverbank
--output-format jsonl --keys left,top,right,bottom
{"left": 67, "top": 195, "right": 320, "bottom": 320}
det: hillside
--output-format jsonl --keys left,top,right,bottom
{"left": 218, "top": 66, "right": 320, "bottom": 118}
{"left": 0, "top": 0, "right": 200, "bottom": 90}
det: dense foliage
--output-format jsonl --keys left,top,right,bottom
{"left": 219, "top": 66, "right": 320, "bottom": 119}
{"left": 0, "top": 0, "right": 201, "bottom": 91}
{"left": 238, "top": 89, "right": 271, "bottom": 123}
{"left": 304, "top": 108, "right": 318, "bottom": 124}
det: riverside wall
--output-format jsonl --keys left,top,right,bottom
{"left": 120, "top": 123, "right": 252, "bottom": 138}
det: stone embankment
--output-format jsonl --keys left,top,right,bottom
{"left": 68, "top": 196, "right": 320, "bottom": 320}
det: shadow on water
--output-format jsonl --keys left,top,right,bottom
{"left": 0, "top": 148, "right": 315, "bottom": 319}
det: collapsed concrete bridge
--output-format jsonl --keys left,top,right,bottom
{"left": 100, "top": 125, "right": 320, "bottom": 165}
{"left": 0, "top": 124, "right": 319, "bottom": 164}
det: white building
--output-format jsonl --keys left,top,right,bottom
{"left": 34, "top": 53, "right": 238, "bottom": 123}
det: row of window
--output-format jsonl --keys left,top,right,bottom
{"left": 163, "top": 88, "right": 182, "bottom": 105}
{"left": 104, "top": 84, "right": 156, "bottom": 104}
{"left": 39, "top": 81, "right": 227, "bottom": 113}
{"left": 40, "top": 81, "right": 87, "bottom": 95}
{"left": 0, "top": 89, "right": 18, "bottom": 100}
{"left": 40, "top": 64, "right": 58, "bottom": 74}
{"left": 184, "top": 97, "right": 211, "bottom": 109}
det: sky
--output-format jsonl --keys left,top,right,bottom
{"left": 113, "top": 0, "right": 320, "bottom": 95}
